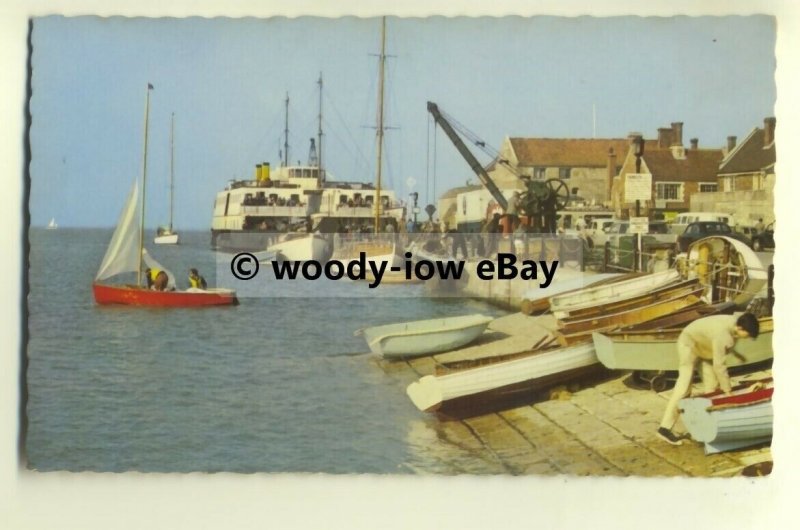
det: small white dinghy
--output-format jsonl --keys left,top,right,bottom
{"left": 355, "top": 314, "right": 494, "bottom": 359}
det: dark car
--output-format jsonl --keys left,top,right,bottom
{"left": 734, "top": 223, "right": 775, "bottom": 251}
{"left": 676, "top": 221, "right": 751, "bottom": 252}
{"left": 752, "top": 223, "right": 775, "bottom": 251}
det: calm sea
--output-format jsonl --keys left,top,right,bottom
{"left": 25, "top": 228, "right": 507, "bottom": 473}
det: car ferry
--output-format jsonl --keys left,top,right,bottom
{"left": 210, "top": 161, "right": 405, "bottom": 251}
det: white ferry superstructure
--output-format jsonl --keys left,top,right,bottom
{"left": 210, "top": 162, "right": 404, "bottom": 251}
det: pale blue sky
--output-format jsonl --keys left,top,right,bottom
{"left": 29, "top": 15, "right": 776, "bottom": 229}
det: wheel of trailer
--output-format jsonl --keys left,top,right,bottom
{"left": 546, "top": 179, "right": 570, "bottom": 210}
{"left": 650, "top": 374, "right": 671, "bottom": 393}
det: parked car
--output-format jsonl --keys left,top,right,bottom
{"left": 669, "top": 212, "right": 735, "bottom": 235}
{"left": 747, "top": 222, "right": 775, "bottom": 251}
{"left": 595, "top": 220, "right": 676, "bottom": 248}
{"left": 676, "top": 221, "right": 752, "bottom": 252}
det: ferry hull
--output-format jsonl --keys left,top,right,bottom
{"left": 93, "top": 283, "right": 238, "bottom": 307}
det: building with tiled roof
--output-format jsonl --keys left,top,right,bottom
{"left": 611, "top": 123, "right": 724, "bottom": 219}
{"left": 690, "top": 118, "right": 776, "bottom": 225}
{"left": 718, "top": 118, "right": 776, "bottom": 192}
{"left": 488, "top": 137, "right": 631, "bottom": 203}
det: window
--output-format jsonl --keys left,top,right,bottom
{"left": 723, "top": 177, "right": 732, "bottom": 192}
{"left": 699, "top": 183, "right": 718, "bottom": 192}
{"left": 558, "top": 167, "right": 571, "bottom": 179}
{"left": 655, "top": 182, "right": 681, "bottom": 201}
{"left": 533, "top": 167, "right": 546, "bottom": 179}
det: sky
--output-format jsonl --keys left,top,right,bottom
{"left": 30, "top": 15, "right": 776, "bottom": 230}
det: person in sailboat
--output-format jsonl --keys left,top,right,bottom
{"left": 145, "top": 267, "right": 169, "bottom": 291}
{"left": 188, "top": 268, "right": 208, "bottom": 290}
{"left": 656, "top": 313, "right": 760, "bottom": 445}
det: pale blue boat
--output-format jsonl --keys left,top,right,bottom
{"left": 356, "top": 314, "right": 494, "bottom": 359}
{"left": 679, "top": 382, "right": 773, "bottom": 454}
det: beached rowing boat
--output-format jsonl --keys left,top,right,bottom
{"left": 555, "top": 280, "right": 705, "bottom": 346}
{"left": 592, "top": 317, "right": 773, "bottom": 371}
{"left": 406, "top": 342, "right": 598, "bottom": 417}
{"left": 679, "top": 379, "right": 773, "bottom": 454}
{"left": 355, "top": 314, "right": 494, "bottom": 359}
{"left": 549, "top": 269, "right": 680, "bottom": 319}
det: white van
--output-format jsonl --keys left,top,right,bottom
{"left": 670, "top": 212, "right": 734, "bottom": 235}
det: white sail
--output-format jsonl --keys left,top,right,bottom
{"left": 95, "top": 181, "right": 141, "bottom": 281}
{"left": 142, "top": 248, "right": 177, "bottom": 290}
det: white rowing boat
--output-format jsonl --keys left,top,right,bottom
{"left": 549, "top": 269, "right": 680, "bottom": 319}
{"left": 406, "top": 342, "right": 598, "bottom": 416}
{"left": 355, "top": 313, "right": 494, "bottom": 359}
{"left": 592, "top": 317, "right": 773, "bottom": 371}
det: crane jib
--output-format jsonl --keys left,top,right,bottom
{"left": 426, "top": 101, "right": 508, "bottom": 211}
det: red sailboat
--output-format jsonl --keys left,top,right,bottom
{"left": 92, "top": 84, "right": 237, "bottom": 307}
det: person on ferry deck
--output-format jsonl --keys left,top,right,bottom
{"left": 656, "top": 313, "right": 760, "bottom": 445}
{"left": 188, "top": 268, "right": 208, "bottom": 290}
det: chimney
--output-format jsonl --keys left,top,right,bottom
{"left": 670, "top": 122, "right": 684, "bottom": 146}
{"left": 764, "top": 117, "right": 776, "bottom": 146}
{"left": 670, "top": 122, "right": 686, "bottom": 159}
{"left": 727, "top": 136, "right": 737, "bottom": 152}
{"left": 607, "top": 147, "right": 617, "bottom": 200}
{"left": 657, "top": 128, "right": 672, "bottom": 149}
{"left": 690, "top": 138, "right": 698, "bottom": 150}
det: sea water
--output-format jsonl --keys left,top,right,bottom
{"left": 24, "top": 228, "right": 507, "bottom": 473}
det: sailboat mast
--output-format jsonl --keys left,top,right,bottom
{"left": 283, "top": 92, "right": 290, "bottom": 167}
{"left": 138, "top": 83, "right": 153, "bottom": 286}
{"left": 374, "top": 16, "right": 386, "bottom": 234}
{"left": 169, "top": 112, "right": 175, "bottom": 231}
{"left": 317, "top": 72, "right": 324, "bottom": 173}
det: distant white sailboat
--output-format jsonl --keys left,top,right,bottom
{"left": 46, "top": 218, "right": 58, "bottom": 230}
{"left": 155, "top": 112, "right": 180, "bottom": 245}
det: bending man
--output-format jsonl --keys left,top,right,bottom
{"left": 657, "top": 313, "right": 759, "bottom": 445}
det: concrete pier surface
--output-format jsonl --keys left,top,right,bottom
{"left": 378, "top": 312, "right": 772, "bottom": 477}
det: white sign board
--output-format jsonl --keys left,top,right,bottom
{"left": 629, "top": 217, "right": 649, "bottom": 234}
{"left": 624, "top": 173, "right": 652, "bottom": 202}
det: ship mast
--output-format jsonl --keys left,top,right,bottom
{"left": 169, "top": 112, "right": 175, "bottom": 232}
{"left": 283, "top": 92, "right": 290, "bottom": 167}
{"left": 374, "top": 16, "right": 386, "bottom": 234}
{"left": 317, "top": 72, "right": 324, "bottom": 174}
{"left": 138, "top": 83, "right": 153, "bottom": 286}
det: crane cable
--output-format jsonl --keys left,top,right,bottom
{"left": 436, "top": 106, "right": 523, "bottom": 179}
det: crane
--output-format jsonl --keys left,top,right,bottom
{"left": 426, "top": 101, "right": 569, "bottom": 232}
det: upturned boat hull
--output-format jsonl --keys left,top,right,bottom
{"left": 93, "top": 283, "right": 238, "bottom": 307}
{"left": 679, "top": 382, "right": 773, "bottom": 454}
